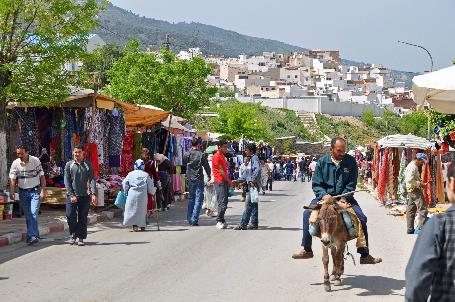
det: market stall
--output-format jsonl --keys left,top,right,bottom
{"left": 5, "top": 90, "right": 170, "bottom": 207}
{"left": 372, "top": 134, "right": 445, "bottom": 206}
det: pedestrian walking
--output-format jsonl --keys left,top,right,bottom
{"left": 404, "top": 153, "right": 429, "bottom": 234}
{"left": 184, "top": 138, "right": 211, "bottom": 226}
{"left": 260, "top": 159, "right": 270, "bottom": 195}
{"left": 405, "top": 160, "right": 455, "bottom": 302}
{"left": 308, "top": 157, "right": 317, "bottom": 182}
{"left": 203, "top": 153, "right": 217, "bottom": 217}
{"left": 285, "top": 160, "right": 294, "bottom": 181}
{"left": 122, "top": 159, "right": 156, "bottom": 232}
{"left": 234, "top": 143, "right": 261, "bottom": 230}
{"left": 266, "top": 159, "right": 274, "bottom": 191}
{"left": 212, "top": 141, "right": 232, "bottom": 229}
{"left": 9, "top": 144, "right": 46, "bottom": 245}
{"left": 298, "top": 158, "right": 307, "bottom": 182}
{"left": 154, "top": 153, "right": 173, "bottom": 211}
{"left": 64, "top": 144, "right": 97, "bottom": 246}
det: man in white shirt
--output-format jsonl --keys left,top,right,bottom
{"left": 308, "top": 157, "right": 317, "bottom": 181}
{"left": 9, "top": 145, "right": 46, "bottom": 245}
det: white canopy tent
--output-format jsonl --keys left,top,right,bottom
{"left": 377, "top": 134, "right": 432, "bottom": 150}
{"left": 413, "top": 66, "right": 455, "bottom": 114}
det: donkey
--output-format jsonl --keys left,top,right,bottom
{"left": 307, "top": 197, "right": 349, "bottom": 292}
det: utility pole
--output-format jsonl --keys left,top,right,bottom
{"left": 162, "top": 34, "right": 171, "bottom": 51}
{"left": 397, "top": 40, "right": 433, "bottom": 140}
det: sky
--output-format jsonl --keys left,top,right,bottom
{"left": 110, "top": 0, "right": 455, "bottom": 72}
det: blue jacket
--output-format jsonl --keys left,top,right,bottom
{"left": 238, "top": 154, "right": 261, "bottom": 186}
{"left": 312, "top": 153, "right": 358, "bottom": 203}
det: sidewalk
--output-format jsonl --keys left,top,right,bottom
{"left": 0, "top": 206, "right": 123, "bottom": 248}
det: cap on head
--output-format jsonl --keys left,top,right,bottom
{"left": 416, "top": 153, "right": 427, "bottom": 163}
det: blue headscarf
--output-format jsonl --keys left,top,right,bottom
{"left": 134, "top": 159, "right": 145, "bottom": 171}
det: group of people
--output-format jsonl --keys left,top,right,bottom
{"left": 185, "top": 138, "right": 263, "bottom": 230}
{"left": 271, "top": 157, "right": 318, "bottom": 182}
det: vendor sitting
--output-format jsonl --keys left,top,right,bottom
{"left": 292, "top": 137, "right": 382, "bottom": 265}
{"left": 46, "top": 154, "right": 64, "bottom": 188}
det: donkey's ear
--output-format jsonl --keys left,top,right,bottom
{"left": 304, "top": 204, "right": 322, "bottom": 210}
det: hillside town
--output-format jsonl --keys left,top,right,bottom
{"left": 1, "top": 1, "right": 455, "bottom": 302}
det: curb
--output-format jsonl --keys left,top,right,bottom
{"left": 0, "top": 208, "right": 123, "bottom": 248}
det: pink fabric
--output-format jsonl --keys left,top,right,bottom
{"left": 377, "top": 148, "right": 389, "bottom": 201}
{"left": 172, "top": 173, "right": 182, "bottom": 193}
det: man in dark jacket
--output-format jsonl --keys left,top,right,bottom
{"left": 184, "top": 138, "right": 211, "bottom": 226}
{"left": 64, "top": 144, "right": 97, "bottom": 246}
{"left": 292, "top": 138, "right": 382, "bottom": 264}
{"left": 405, "top": 161, "right": 455, "bottom": 302}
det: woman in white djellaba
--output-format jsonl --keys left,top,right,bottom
{"left": 123, "top": 159, "right": 156, "bottom": 232}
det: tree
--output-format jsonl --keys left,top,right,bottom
{"left": 0, "top": 0, "right": 104, "bottom": 188}
{"left": 361, "top": 110, "right": 376, "bottom": 128}
{"left": 82, "top": 44, "right": 125, "bottom": 88}
{"left": 399, "top": 111, "right": 429, "bottom": 137}
{"left": 107, "top": 40, "right": 217, "bottom": 118}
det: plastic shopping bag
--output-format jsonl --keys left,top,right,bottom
{"left": 250, "top": 187, "right": 259, "bottom": 203}
{"left": 114, "top": 191, "right": 127, "bottom": 210}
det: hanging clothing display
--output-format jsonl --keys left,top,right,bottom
{"left": 13, "top": 108, "right": 38, "bottom": 156}
{"left": 174, "top": 136, "right": 184, "bottom": 166}
{"left": 107, "top": 109, "right": 125, "bottom": 168}
{"left": 120, "top": 131, "right": 135, "bottom": 177}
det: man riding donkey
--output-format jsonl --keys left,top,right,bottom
{"left": 292, "top": 138, "right": 382, "bottom": 265}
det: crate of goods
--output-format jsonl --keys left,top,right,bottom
{"left": 43, "top": 188, "right": 68, "bottom": 205}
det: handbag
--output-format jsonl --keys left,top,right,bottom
{"left": 114, "top": 190, "right": 127, "bottom": 210}
{"left": 250, "top": 187, "right": 259, "bottom": 203}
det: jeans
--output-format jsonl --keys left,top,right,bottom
{"left": 187, "top": 180, "right": 205, "bottom": 224}
{"left": 19, "top": 188, "right": 41, "bottom": 240}
{"left": 286, "top": 173, "right": 292, "bottom": 181}
{"left": 300, "top": 172, "right": 306, "bottom": 182}
{"left": 66, "top": 195, "right": 90, "bottom": 240}
{"left": 240, "top": 185, "right": 258, "bottom": 227}
{"left": 267, "top": 177, "right": 273, "bottom": 191}
{"left": 301, "top": 198, "right": 369, "bottom": 256}
{"left": 215, "top": 182, "right": 229, "bottom": 223}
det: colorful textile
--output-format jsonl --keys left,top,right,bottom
{"left": 172, "top": 172, "right": 182, "bottom": 193}
{"left": 120, "top": 130, "right": 135, "bottom": 177}
{"left": 85, "top": 143, "right": 100, "bottom": 178}
{"left": 13, "top": 108, "right": 38, "bottom": 156}
{"left": 397, "top": 150, "right": 407, "bottom": 202}
{"left": 436, "top": 155, "right": 445, "bottom": 203}
{"left": 377, "top": 148, "right": 389, "bottom": 201}
{"left": 422, "top": 162, "right": 432, "bottom": 206}
{"left": 174, "top": 136, "right": 184, "bottom": 166}
{"left": 107, "top": 109, "right": 125, "bottom": 168}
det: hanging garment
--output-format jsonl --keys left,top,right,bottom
{"left": 120, "top": 131, "right": 135, "bottom": 177}
{"left": 13, "top": 108, "right": 38, "bottom": 156}
{"left": 377, "top": 148, "right": 389, "bottom": 201}
{"left": 107, "top": 109, "right": 125, "bottom": 168}
{"left": 436, "top": 155, "right": 445, "bottom": 203}
{"left": 397, "top": 149, "right": 407, "bottom": 202}
{"left": 373, "top": 144, "right": 380, "bottom": 185}
{"left": 421, "top": 162, "right": 432, "bottom": 206}
{"left": 85, "top": 143, "right": 100, "bottom": 178}
{"left": 386, "top": 149, "right": 395, "bottom": 200}
{"left": 172, "top": 172, "right": 182, "bottom": 193}
{"left": 63, "top": 108, "right": 73, "bottom": 162}
{"left": 174, "top": 136, "right": 184, "bottom": 166}
{"left": 133, "top": 132, "right": 142, "bottom": 160}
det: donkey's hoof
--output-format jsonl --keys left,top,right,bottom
{"left": 324, "top": 282, "right": 331, "bottom": 292}
{"left": 333, "top": 279, "right": 342, "bottom": 286}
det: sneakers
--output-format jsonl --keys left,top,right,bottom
{"left": 291, "top": 250, "right": 314, "bottom": 259}
{"left": 28, "top": 237, "right": 39, "bottom": 246}
{"left": 360, "top": 254, "right": 382, "bottom": 264}
{"left": 234, "top": 225, "right": 247, "bottom": 230}
{"left": 216, "top": 222, "right": 227, "bottom": 229}
{"left": 67, "top": 237, "right": 76, "bottom": 245}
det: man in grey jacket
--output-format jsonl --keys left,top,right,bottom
{"left": 184, "top": 138, "right": 211, "bottom": 226}
{"left": 405, "top": 160, "right": 455, "bottom": 301}
{"left": 234, "top": 143, "right": 261, "bottom": 230}
{"left": 64, "top": 144, "right": 97, "bottom": 246}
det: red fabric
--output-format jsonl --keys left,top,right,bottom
{"left": 212, "top": 151, "right": 228, "bottom": 182}
{"left": 422, "top": 162, "right": 431, "bottom": 206}
{"left": 50, "top": 138, "right": 57, "bottom": 155}
{"left": 145, "top": 160, "right": 160, "bottom": 182}
{"left": 377, "top": 148, "right": 389, "bottom": 200}
{"left": 373, "top": 144, "right": 380, "bottom": 183}
{"left": 120, "top": 131, "right": 134, "bottom": 177}
{"left": 85, "top": 143, "right": 99, "bottom": 178}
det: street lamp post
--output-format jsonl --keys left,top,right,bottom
{"left": 397, "top": 40, "right": 434, "bottom": 140}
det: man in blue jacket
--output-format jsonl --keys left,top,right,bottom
{"left": 405, "top": 161, "right": 455, "bottom": 302}
{"left": 292, "top": 138, "right": 382, "bottom": 264}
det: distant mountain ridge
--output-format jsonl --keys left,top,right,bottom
{"left": 93, "top": 4, "right": 417, "bottom": 88}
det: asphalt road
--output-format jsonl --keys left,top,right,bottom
{"left": 0, "top": 180, "right": 416, "bottom": 302}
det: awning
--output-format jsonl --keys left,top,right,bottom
{"left": 377, "top": 134, "right": 432, "bottom": 149}
{"left": 413, "top": 66, "right": 455, "bottom": 114}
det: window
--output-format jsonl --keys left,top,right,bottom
{"left": 287, "top": 75, "right": 290, "bottom": 79}
{"left": 295, "top": 75, "right": 298, "bottom": 78}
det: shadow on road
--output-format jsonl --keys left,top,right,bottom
{"left": 85, "top": 241, "right": 150, "bottom": 246}
{"left": 257, "top": 226, "right": 300, "bottom": 231}
{"left": 311, "top": 274, "right": 405, "bottom": 296}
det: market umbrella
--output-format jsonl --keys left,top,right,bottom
{"left": 413, "top": 66, "right": 455, "bottom": 114}
{"left": 205, "top": 145, "right": 217, "bottom": 154}
{"left": 377, "top": 134, "right": 432, "bottom": 149}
